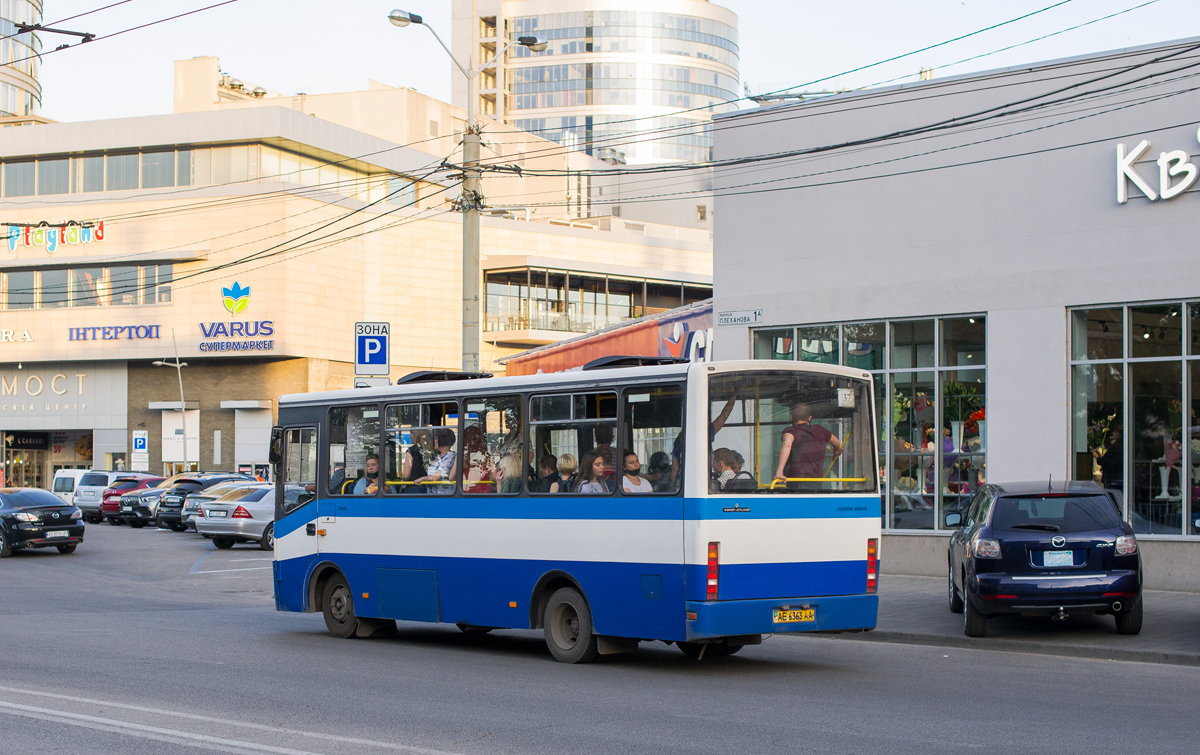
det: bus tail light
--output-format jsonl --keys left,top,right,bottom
{"left": 866, "top": 538, "right": 878, "bottom": 594}
{"left": 706, "top": 542, "right": 719, "bottom": 601}
{"left": 232, "top": 506, "right": 253, "bottom": 519}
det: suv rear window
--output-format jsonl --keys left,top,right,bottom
{"left": 991, "top": 495, "right": 1121, "bottom": 532}
{"left": 109, "top": 480, "right": 142, "bottom": 491}
{"left": 79, "top": 473, "right": 110, "bottom": 486}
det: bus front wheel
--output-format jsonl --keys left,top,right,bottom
{"left": 322, "top": 574, "right": 359, "bottom": 639}
{"left": 543, "top": 586, "right": 599, "bottom": 663}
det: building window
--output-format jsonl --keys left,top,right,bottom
{"left": 696, "top": 204, "right": 706, "bottom": 221}
{"left": 752, "top": 316, "right": 987, "bottom": 531}
{"left": 2, "top": 264, "right": 173, "bottom": 310}
{"left": 1070, "top": 301, "right": 1200, "bottom": 537}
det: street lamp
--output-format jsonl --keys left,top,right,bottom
{"left": 152, "top": 329, "right": 191, "bottom": 473}
{"left": 387, "top": 9, "right": 546, "bottom": 372}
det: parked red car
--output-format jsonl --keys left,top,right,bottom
{"left": 102, "top": 477, "right": 164, "bottom": 525}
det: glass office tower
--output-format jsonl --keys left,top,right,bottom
{"left": 0, "top": 0, "right": 42, "bottom": 116}
{"left": 453, "top": 0, "right": 739, "bottom": 165}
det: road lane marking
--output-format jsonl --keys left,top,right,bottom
{"left": 189, "top": 547, "right": 216, "bottom": 574}
{"left": 0, "top": 700, "right": 324, "bottom": 755}
{"left": 0, "top": 684, "right": 464, "bottom": 755}
{"left": 195, "top": 566, "right": 273, "bottom": 573}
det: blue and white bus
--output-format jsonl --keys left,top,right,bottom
{"left": 269, "top": 359, "right": 880, "bottom": 662}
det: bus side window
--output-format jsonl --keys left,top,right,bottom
{"left": 417, "top": 402, "right": 460, "bottom": 495}
{"left": 461, "top": 396, "right": 523, "bottom": 495}
{"left": 328, "top": 405, "right": 382, "bottom": 496}
{"left": 621, "top": 384, "right": 684, "bottom": 495}
{"left": 529, "top": 391, "right": 617, "bottom": 494}
{"left": 284, "top": 427, "right": 317, "bottom": 506}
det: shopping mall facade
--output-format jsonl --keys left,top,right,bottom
{"left": 0, "top": 65, "right": 711, "bottom": 486}
{"left": 712, "top": 37, "right": 1200, "bottom": 584}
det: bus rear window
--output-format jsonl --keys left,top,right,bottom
{"left": 709, "top": 371, "right": 877, "bottom": 495}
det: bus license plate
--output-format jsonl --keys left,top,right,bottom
{"left": 773, "top": 608, "right": 815, "bottom": 624}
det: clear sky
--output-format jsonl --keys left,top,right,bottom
{"left": 35, "top": 0, "right": 1200, "bottom": 123}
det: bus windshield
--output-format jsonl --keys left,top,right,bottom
{"left": 709, "top": 370, "right": 877, "bottom": 494}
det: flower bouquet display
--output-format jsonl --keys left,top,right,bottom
{"left": 942, "top": 382, "right": 981, "bottom": 452}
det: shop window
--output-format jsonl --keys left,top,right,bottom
{"left": 797, "top": 325, "right": 838, "bottom": 364}
{"left": 328, "top": 405, "right": 382, "bottom": 496}
{"left": 141, "top": 151, "right": 175, "bottom": 189}
{"left": 621, "top": 385, "right": 683, "bottom": 494}
{"left": 941, "top": 317, "right": 986, "bottom": 368}
{"left": 109, "top": 267, "right": 139, "bottom": 306}
{"left": 5, "top": 270, "right": 34, "bottom": 309}
{"left": 70, "top": 268, "right": 104, "bottom": 307}
{"left": 106, "top": 154, "right": 138, "bottom": 191}
{"left": 40, "top": 269, "right": 67, "bottom": 308}
{"left": 4, "top": 160, "right": 34, "bottom": 197}
{"left": 37, "top": 158, "right": 68, "bottom": 195}
{"left": 844, "top": 322, "right": 885, "bottom": 371}
{"left": 461, "top": 396, "right": 523, "bottom": 494}
{"left": 891, "top": 320, "right": 934, "bottom": 370}
{"left": 72, "top": 155, "right": 104, "bottom": 193}
{"left": 753, "top": 329, "right": 793, "bottom": 360}
{"left": 890, "top": 371, "right": 936, "bottom": 529}
{"left": 1071, "top": 363, "right": 1123, "bottom": 492}
{"left": 1130, "top": 304, "right": 1181, "bottom": 359}
{"left": 1071, "top": 308, "right": 1123, "bottom": 361}
{"left": 529, "top": 391, "right": 617, "bottom": 493}
{"left": 940, "top": 369, "right": 986, "bottom": 522}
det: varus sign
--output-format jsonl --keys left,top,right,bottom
{"left": 1116, "top": 129, "right": 1200, "bottom": 203}
{"left": 6, "top": 220, "right": 106, "bottom": 253}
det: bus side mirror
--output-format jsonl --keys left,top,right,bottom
{"left": 944, "top": 512, "right": 962, "bottom": 528}
{"left": 268, "top": 426, "right": 284, "bottom": 465}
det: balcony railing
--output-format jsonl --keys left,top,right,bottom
{"left": 484, "top": 311, "right": 636, "bottom": 334}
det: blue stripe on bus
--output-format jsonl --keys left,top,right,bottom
{"left": 274, "top": 494, "right": 881, "bottom": 538}
{"left": 685, "top": 561, "right": 866, "bottom": 602}
{"left": 274, "top": 551, "right": 877, "bottom": 642}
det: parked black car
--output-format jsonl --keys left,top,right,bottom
{"left": 0, "top": 488, "right": 85, "bottom": 556}
{"left": 155, "top": 474, "right": 255, "bottom": 532}
{"left": 947, "top": 480, "right": 1142, "bottom": 638}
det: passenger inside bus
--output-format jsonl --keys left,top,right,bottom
{"left": 498, "top": 452, "right": 524, "bottom": 494}
{"left": 532, "top": 454, "right": 561, "bottom": 493}
{"left": 591, "top": 425, "right": 615, "bottom": 470}
{"left": 413, "top": 428, "right": 458, "bottom": 493}
{"left": 557, "top": 454, "right": 578, "bottom": 493}
{"left": 576, "top": 451, "right": 610, "bottom": 493}
{"left": 711, "top": 447, "right": 738, "bottom": 491}
{"left": 774, "top": 403, "right": 843, "bottom": 485}
{"left": 353, "top": 455, "right": 382, "bottom": 495}
{"left": 401, "top": 440, "right": 428, "bottom": 493}
{"left": 462, "top": 425, "right": 494, "bottom": 493}
{"left": 621, "top": 452, "right": 653, "bottom": 494}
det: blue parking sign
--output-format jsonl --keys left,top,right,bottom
{"left": 133, "top": 435, "right": 148, "bottom": 451}
{"left": 355, "top": 322, "right": 390, "bottom": 376}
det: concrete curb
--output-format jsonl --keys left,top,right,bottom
{"left": 819, "top": 629, "right": 1200, "bottom": 667}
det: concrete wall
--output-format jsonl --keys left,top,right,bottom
{"left": 882, "top": 533, "right": 1200, "bottom": 592}
{"left": 711, "top": 37, "right": 1200, "bottom": 486}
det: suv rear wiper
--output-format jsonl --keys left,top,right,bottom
{"left": 1009, "top": 523, "right": 1061, "bottom": 531}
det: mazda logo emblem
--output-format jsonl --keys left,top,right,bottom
{"left": 1052, "top": 536, "right": 1066, "bottom": 548}
{"left": 52, "top": 512, "right": 60, "bottom": 519}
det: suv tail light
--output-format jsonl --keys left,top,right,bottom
{"left": 232, "top": 506, "right": 252, "bottom": 519}
{"left": 973, "top": 538, "right": 1001, "bottom": 559}
{"left": 706, "top": 542, "right": 719, "bottom": 601}
{"left": 1116, "top": 535, "right": 1138, "bottom": 555}
{"left": 866, "top": 538, "right": 878, "bottom": 594}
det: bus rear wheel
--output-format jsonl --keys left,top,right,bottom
{"left": 543, "top": 586, "right": 599, "bottom": 663}
{"left": 322, "top": 574, "right": 359, "bottom": 639}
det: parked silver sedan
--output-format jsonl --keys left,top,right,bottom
{"left": 182, "top": 480, "right": 260, "bottom": 530}
{"left": 196, "top": 484, "right": 304, "bottom": 550}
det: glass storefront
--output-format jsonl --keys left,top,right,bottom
{"left": 753, "top": 316, "right": 987, "bottom": 531}
{"left": 1071, "top": 301, "right": 1200, "bottom": 536}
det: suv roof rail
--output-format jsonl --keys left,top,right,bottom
{"left": 581, "top": 355, "right": 690, "bottom": 371}
{"left": 394, "top": 370, "right": 494, "bottom": 384}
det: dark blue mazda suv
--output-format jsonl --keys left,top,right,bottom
{"left": 946, "top": 481, "right": 1142, "bottom": 638}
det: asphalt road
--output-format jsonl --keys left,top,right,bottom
{"left": 2, "top": 524, "right": 1196, "bottom": 754}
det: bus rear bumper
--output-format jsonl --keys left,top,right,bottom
{"left": 685, "top": 594, "right": 878, "bottom": 641}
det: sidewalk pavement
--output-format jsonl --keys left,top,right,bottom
{"left": 828, "top": 575, "right": 1200, "bottom": 666}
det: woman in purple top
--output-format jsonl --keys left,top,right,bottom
{"left": 773, "top": 403, "right": 843, "bottom": 485}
